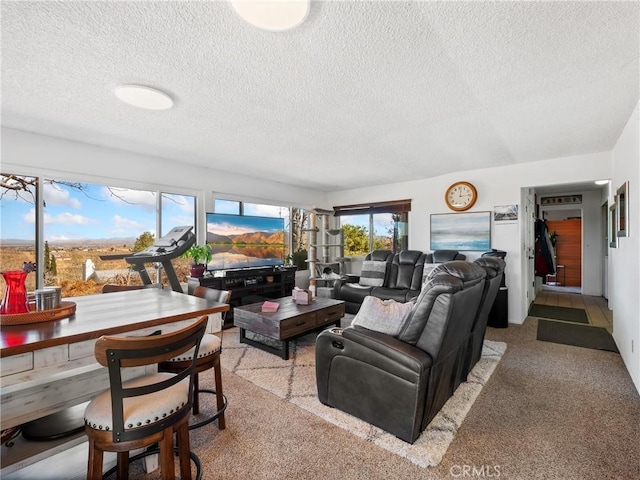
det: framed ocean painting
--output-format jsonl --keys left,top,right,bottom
{"left": 430, "top": 211, "right": 491, "bottom": 251}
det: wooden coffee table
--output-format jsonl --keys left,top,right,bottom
{"left": 233, "top": 297, "right": 345, "bottom": 359}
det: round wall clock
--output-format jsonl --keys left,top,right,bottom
{"left": 445, "top": 181, "right": 478, "bottom": 211}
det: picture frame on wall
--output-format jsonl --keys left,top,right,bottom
{"left": 430, "top": 211, "right": 491, "bottom": 251}
{"left": 616, "top": 181, "right": 629, "bottom": 237}
{"left": 609, "top": 202, "right": 617, "bottom": 248}
{"left": 494, "top": 204, "right": 518, "bottom": 223}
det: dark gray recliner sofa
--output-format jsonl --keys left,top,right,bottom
{"left": 459, "top": 256, "right": 506, "bottom": 384}
{"left": 336, "top": 250, "right": 427, "bottom": 314}
{"left": 316, "top": 261, "right": 486, "bottom": 444}
{"left": 334, "top": 250, "right": 394, "bottom": 313}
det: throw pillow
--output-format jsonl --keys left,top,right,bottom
{"left": 359, "top": 260, "right": 387, "bottom": 287}
{"left": 351, "top": 296, "right": 414, "bottom": 337}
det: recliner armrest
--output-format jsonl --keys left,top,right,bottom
{"left": 316, "top": 326, "right": 432, "bottom": 387}
{"left": 343, "top": 326, "right": 432, "bottom": 374}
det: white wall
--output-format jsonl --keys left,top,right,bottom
{"left": 611, "top": 102, "right": 640, "bottom": 392}
{"left": 1, "top": 127, "right": 326, "bottom": 216}
{"left": 327, "top": 152, "right": 611, "bottom": 326}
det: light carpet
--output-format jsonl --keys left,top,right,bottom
{"left": 220, "top": 327, "right": 506, "bottom": 468}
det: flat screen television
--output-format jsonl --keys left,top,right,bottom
{"left": 205, "top": 213, "right": 286, "bottom": 271}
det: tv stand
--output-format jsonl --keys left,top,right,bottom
{"left": 187, "top": 266, "right": 297, "bottom": 325}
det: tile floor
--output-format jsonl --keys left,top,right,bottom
{"left": 534, "top": 285, "right": 613, "bottom": 331}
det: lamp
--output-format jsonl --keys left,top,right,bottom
{"left": 114, "top": 85, "right": 174, "bottom": 110}
{"left": 229, "top": 0, "right": 310, "bottom": 32}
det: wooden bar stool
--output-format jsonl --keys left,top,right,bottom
{"left": 84, "top": 316, "right": 208, "bottom": 480}
{"left": 159, "top": 286, "right": 230, "bottom": 430}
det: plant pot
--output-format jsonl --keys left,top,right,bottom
{"left": 189, "top": 264, "right": 206, "bottom": 278}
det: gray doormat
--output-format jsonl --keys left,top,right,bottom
{"left": 536, "top": 319, "right": 619, "bottom": 353}
{"left": 529, "top": 304, "right": 589, "bottom": 324}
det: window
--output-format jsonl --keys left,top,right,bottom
{"left": 336, "top": 200, "right": 410, "bottom": 256}
{"left": 1, "top": 173, "right": 200, "bottom": 297}
{"left": 214, "top": 199, "right": 240, "bottom": 215}
{"left": 0, "top": 173, "right": 38, "bottom": 292}
{"left": 160, "top": 193, "right": 196, "bottom": 237}
{"left": 214, "top": 198, "right": 301, "bottom": 261}
{"left": 340, "top": 214, "right": 371, "bottom": 256}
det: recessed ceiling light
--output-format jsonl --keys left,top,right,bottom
{"left": 230, "top": 0, "right": 310, "bottom": 32}
{"left": 595, "top": 179, "right": 609, "bottom": 185}
{"left": 114, "top": 85, "right": 174, "bottom": 110}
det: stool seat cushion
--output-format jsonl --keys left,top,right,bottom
{"left": 84, "top": 373, "right": 189, "bottom": 431}
{"left": 165, "top": 333, "right": 221, "bottom": 362}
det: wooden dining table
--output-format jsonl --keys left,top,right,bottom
{"left": 0, "top": 288, "right": 229, "bottom": 477}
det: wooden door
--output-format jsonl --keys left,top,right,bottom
{"left": 546, "top": 219, "right": 582, "bottom": 287}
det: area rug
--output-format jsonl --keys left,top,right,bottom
{"left": 220, "top": 327, "right": 506, "bottom": 468}
{"left": 529, "top": 304, "right": 589, "bottom": 324}
{"left": 536, "top": 319, "right": 619, "bottom": 353}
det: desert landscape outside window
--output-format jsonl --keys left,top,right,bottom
{"left": 0, "top": 173, "right": 196, "bottom": 297}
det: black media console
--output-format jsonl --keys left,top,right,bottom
{"left": 187, "top": 266, "right": 297, "bottom": 325}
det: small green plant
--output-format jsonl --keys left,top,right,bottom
{"left": 181, "top": 244, "right": 212, "bottom": 265}
{"left": 292, "top": 249, "right": 308, "bottom": 270}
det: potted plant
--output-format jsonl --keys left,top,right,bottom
{"left": 181, "top": 244, "right": 212, "bottom": 278}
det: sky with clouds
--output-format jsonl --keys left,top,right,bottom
{"left": 1, "top": 180, "right": 194, "bottom": 242}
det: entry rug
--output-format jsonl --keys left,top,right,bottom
{"left": 537, "top": 319, "right": 619, "bottom": 353}
{"left": 220, "top": 328, "right": 507, "bottom": 468}
{"left": 529, "top": 304, "right": 589, "bottom": 324}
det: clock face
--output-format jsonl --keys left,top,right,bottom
{"left": 445, "top": 182, "right": 477, "bottom": 211}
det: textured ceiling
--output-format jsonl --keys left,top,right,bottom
{"left": 2, "top": 1, "right": 638, "bottom": 192}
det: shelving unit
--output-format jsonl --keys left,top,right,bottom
{"left": 188, "top": 266, "right": 297, "bottom": 325}
{"left": 306, "top": 210, "right": 346, "bottom": 298}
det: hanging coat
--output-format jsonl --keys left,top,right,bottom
{"left": 535, "top": 219, "right": 556, "bottom": 277}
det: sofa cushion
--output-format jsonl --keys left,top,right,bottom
{"left": 370, "top": 286, "right": 417, "bottom": 303}
{"left": 359, "top": 260, "right": 388, "bottom": 286}
{"left": 340, "top": 283, "right": 375, "bottom": 305}
{"left": 351, "top": 296, "right": 415, "bottom": 337}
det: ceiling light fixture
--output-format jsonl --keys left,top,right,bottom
{"left": 595, "top": 179, "right": 609, "bottom": 185}
{"left": 230, "top": 0, "right": 310, "bottom": 32}
{"left": 114, "top": 85, "right": 174, "bottom": 110}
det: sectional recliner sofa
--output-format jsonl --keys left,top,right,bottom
{"left": 335, "top": 249, "right": 466, "bottom": 314}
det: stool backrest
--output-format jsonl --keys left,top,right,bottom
{"left": 193, "top": 286, "right": 231, "bottom": 304}
{"left": 193, "top": 286, "right": 232, "bottom": 325}
{"left": 93, "top": 315, "right": 208, "bottom": 442}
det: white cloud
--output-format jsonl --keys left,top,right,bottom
{"left": 23, "top": 208, "right": 36, "bottom": 225}
{"left": 244, "top": 204, "right": 288, "bottom": 217}
{"left": 49, "top": 211, "right": 95, "bottom": 225}
{"left": 24, "top": 208, "right": 95, "bottom": 226}
{"left": 102, "top": 187, "right": 156, "bottom": 210}
{"left": 165, "top": 215, "right": 195, "bottom": 227}
{"left": 113, "top": 215, "right": 143, "bottom": 231}
{"left": 44, "top": 183, "right": 82, "bottom": 209}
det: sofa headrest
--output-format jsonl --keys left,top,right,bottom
{"left": 368, "top": 249, "right": 394, "bottom": 262}
{"left": 432, "top": 250, "right": 464, "bottom": 262}
{"left": 473, "top": 257, "right": 506, "bottom": 278}
{"left": 396, "top": 250, "right": 425, "bottom": 265}
{"left": 428, "top": 260, "right": 486, "bottom": 287}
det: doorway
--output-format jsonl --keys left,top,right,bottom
{"left": 545, "top": 217, "right": 582, "bottom": 289}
